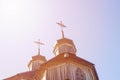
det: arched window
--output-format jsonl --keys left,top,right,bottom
{"left": 75, "top": 68, "right": 86, "bottom": 80}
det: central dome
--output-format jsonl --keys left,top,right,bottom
{"left": 53, "top": 38, "right": 77, "bottom": 56}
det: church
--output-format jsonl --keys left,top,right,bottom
{"left": 4, "top": 22, "right": 99, "bottom": 80}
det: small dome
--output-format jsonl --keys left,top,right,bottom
{"left": 28, "top": 54, "right": 47, "bottom": 71}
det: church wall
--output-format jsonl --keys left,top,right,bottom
{"left": 41, "top": 62, "right": 96, "bottom": 80}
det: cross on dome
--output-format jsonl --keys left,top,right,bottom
{"left": 56, "top": 21, "right": 67, "bottom": 38}
{"left": 34, "top": 39, "right": 44, "bottom": 55}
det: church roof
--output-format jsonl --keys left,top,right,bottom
{"left": 4, "top": 70, "right": 36, "bottom": 80}
{"left": 43, "top": 53, "right": 94, "bottom": 67}
{"left": 28, "top": 54, "right": 47, "bottom": 68}
{"left": 57, "top": 38, "right": 74, "bottom": 44}
{"left": 32, "top": 54, "right": 47, "bottom": 61}
{"left": 54, "top": 38, "right": 76, "bottom": 48}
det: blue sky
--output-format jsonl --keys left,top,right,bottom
{"left": 0, "top": 0, "right": 120, "bottom": 80}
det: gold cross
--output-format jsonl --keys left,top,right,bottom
{"left": 56, "top": 21, "right": 67, "bottom": 38}
{"left": 34, "top": 39, "right": 44, "bottom": 55}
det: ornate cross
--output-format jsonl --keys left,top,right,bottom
{"left": 56, "top": 21, "right": 67, "bottom": 38}
{"left": 34, "top": 39, "right": 44, "bottom": 55}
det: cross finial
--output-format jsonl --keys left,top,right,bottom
{"left": 34, "top": 39, "right": 44, "bottom": 55}
{"left": 56, "top": 21, "right": 67, "bottom": 38}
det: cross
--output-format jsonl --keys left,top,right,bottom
{"left": 56, "top": 21, "right": 67, "bottom": 38}
{"left": 34, "top": 39, "right": 44, "bottom": 55}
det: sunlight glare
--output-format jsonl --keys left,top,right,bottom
{"left": 2, "top": 0, "right": 19, "bottom": 16}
